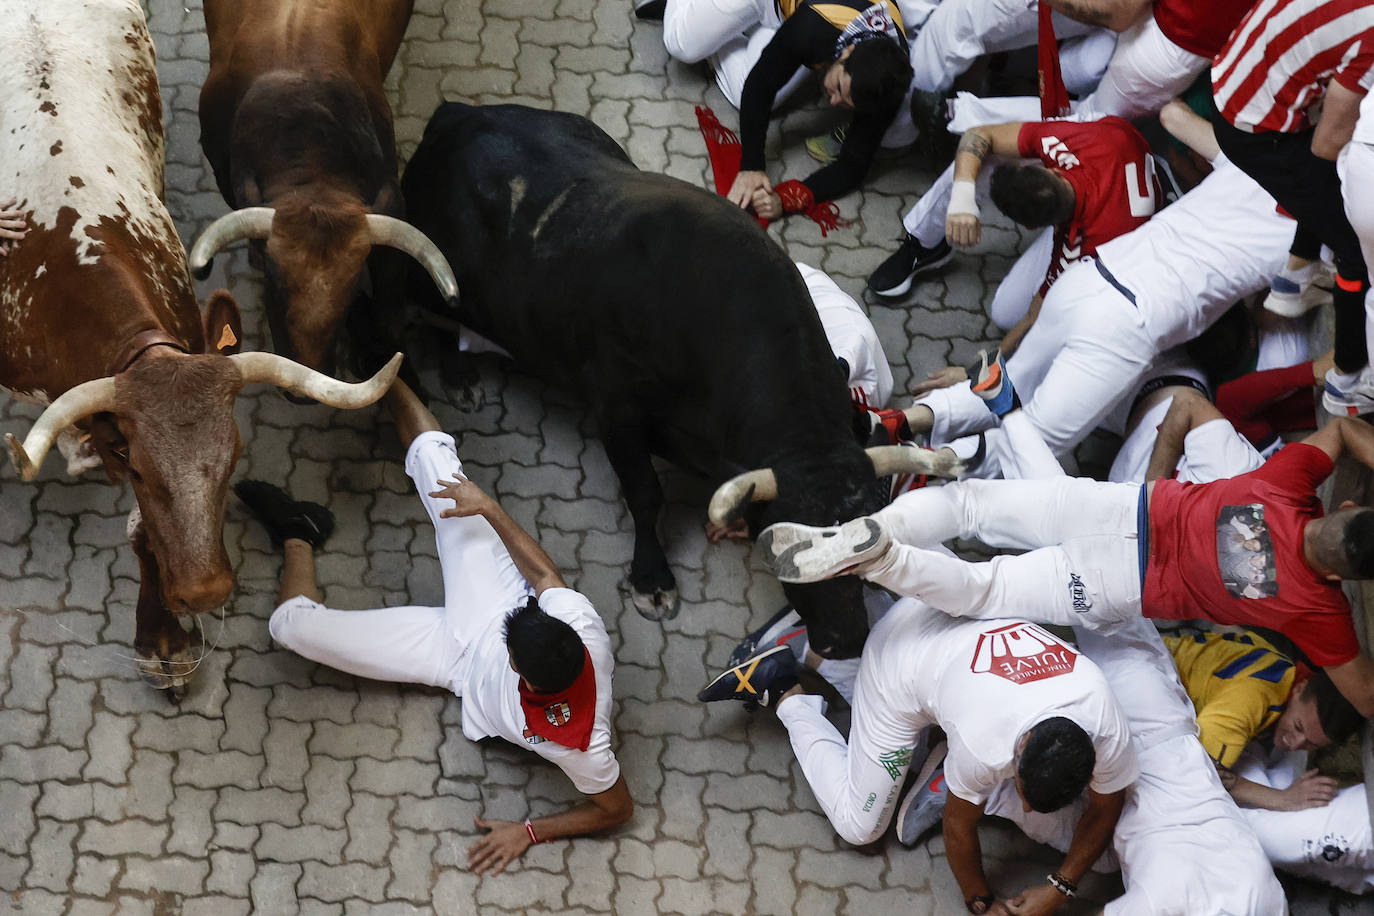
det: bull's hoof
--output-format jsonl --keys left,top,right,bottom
{"left": 621, "top": 580, "right": 680, "bottom": 621}
{"left": 135, "top": 645, "right": 198, "bottom": 702}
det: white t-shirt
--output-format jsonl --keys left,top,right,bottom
{"left": 797, "top": 262, "right": 894, "bottom": 410}
{"left": 859, "top": 600, "right": 1137, "bottom": 807}
{"left": 459, "top": 587, "right": 620, "bottom": 795}
{"left": 1096, "top": 153, "right": 1291, "bottom": 353}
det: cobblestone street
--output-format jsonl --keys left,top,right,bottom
{"left": 0, "top": 0, "right": 1364, "bottom": 913}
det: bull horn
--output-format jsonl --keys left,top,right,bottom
{"left": 188, "top": 208, "right": 275, "bottom": 280}
{"left": 230, "top": 351, "right": 404, "bottom": 408}
{"left": 707, "top": 468, "right": 778, "bottom": 525}
{"left": 5, "top": 376, "right": 118, "bottom": 481}
{"left": 365, "top": 214, "right": 460, "bottom": 304}
{"left": 865, "top": 445, "right": 965, "bottom": 479}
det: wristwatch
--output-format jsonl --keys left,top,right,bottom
{"left": 965, "top": 895, "right": 994, "bottom": 914}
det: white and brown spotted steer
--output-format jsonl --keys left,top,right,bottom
{"left": 0, "top": 0, "right": 401, "bottom": 699}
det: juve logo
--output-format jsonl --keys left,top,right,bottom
{"left": 971, "top": 622, "right": 1078, "bottom": 685}
{"left": 878, "top": 747, "right": 913, "bottom": 780}
{"left": 545, "top": 701, "right": 572, "bottom": 727}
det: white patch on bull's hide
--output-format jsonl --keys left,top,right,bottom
{"left": 33, "top": 264, "right": 45, "bottom": 277}
{"left": 0, "top": 0, "right": 182, "bottom": 268}
{"left": 508, "top": 176, "right": 526, "bottom": 221}
{"left": 126, "top": 503, "right": 142, "bottom": 541}
{"left": 531, "top": 186, "right": 573, "bottom": 241}
{"left": 4, "top": 386, "right": 51, "bottom": 406}
{"left": 56, "top": 426, "right": 101, "bottom": 476}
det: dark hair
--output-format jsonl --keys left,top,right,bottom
{"left": 844, "top": 38, "right": 913, "bottom": 113}
{"left": 503, "top": 596, "right": 585, "bottom": 692}
{"left": 989, "top": 164, "right": 1075, "bottom": 229}
{"left": 1339, "top": 508, "right": 1374, "bottom": 579}
{"left": 1018, "top": 717, "right": 1096, "bottom": 813}
{"left": 1305, "top": 670, "right": 1363, "bottom": 745}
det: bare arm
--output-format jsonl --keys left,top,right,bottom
{"left": 1324, "top": 653, "right": 1374, "bottom": 718}
{"left": 1044, "top": 0, "right": 1151, "bottom": 32}
{"left": 948, "top": 122, "right": 1025, "bottom": 247}
{"left": 943, "top": 793, "right": 995, "bottom": 905}
{"left": 467, "top": 774, "right": 634, "bottom": 875}
{"left": 999, "top": 293, "right": 1043, "bottom": 359}
{"left": 1313, "top": 82, "right": 1366, "bottom": 161}
{"left": 431, "top": 477, "right": 566, "bottom": 593}
{"left": 1302, "top": 416, "right": 1374, "bottom": 472}
{"left": 1220, "top": 763, "right": 1339, "bottom": 810}
{"left": 1144, "top": 389, "right": 1226, "bottom": 481}
{"left": 1158, "top": 99, "right": 1221, "bottom": 162}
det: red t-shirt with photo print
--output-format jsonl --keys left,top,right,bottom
{"left": 1144, "top": 443, "right": 1359, "bottom": 667}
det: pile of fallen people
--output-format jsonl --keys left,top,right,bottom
{"left": 159, "top": 0, "right": 1374, "bottom": 909}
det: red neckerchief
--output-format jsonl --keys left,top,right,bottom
{"left": 518, "top": 648, "right": 597, "bottom": 751}
{"left": 1037, "top": 2, "right": 1071, "bottom": 119}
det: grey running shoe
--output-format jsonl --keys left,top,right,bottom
{"left": 896, "top": 740, "right": 948, "bottom": 846}
{"left": 758, "top": 517, "right": 890, "bottom": 583}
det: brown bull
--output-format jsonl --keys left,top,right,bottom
{"left": 0, "top": 0, "right": 401, "bottom": 698}
{"left": 193, "top": 0, "right": 455, "bottom": 376}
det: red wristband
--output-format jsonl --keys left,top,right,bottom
{"left": 774, "top": 179, "right": 815, "bottom": 214}
{"left": 524, "top": 818, "right": 540, "bottom": 844}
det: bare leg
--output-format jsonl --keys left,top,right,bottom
{"left": 279, "top": 538, "right": 322, "bottom": 605}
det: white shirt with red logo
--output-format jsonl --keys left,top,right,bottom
{"left": 458, "top": 587, "right": 621, "bottom": 795}
{"left": 857, "top": 599, "right": 1138, "bottom": 807}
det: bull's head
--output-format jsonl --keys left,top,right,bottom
{"left": 186, "top": 189, "right": 458, "bottom": 373}
{"left": 710, "top": 445, "right": 964, "bottom": 658}
{"left": 5, "top": 294, "right": 403, "bottom": 613}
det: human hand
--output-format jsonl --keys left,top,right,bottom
{"left": 431, "top": 477, "right": 496, "bottom": 519}
{"left": 727, "top": 170, "right": 772, "bottom": 208}
{"left": 0, "top": 198, "right": 29, "bottom": 257}
{"left": 910, "top": 365, "right": 969, "bottom": 396}
{"left": 750, "top": 186, "right": 783, "bottom": 220}
{"left": 946, "top": 212, "right": 982, "bottom": 248}
{"left": 1279, "top": 769, "right": 1339, "bottom": 810}
{"left": 1006, "top": 884, "right": 1067, "bottom": 916}
{"left": 467, "top": 816, "right": 532, "bottom": 875}
{"left": 706, "top": 518, "right": 751, "bottom": 542}
{"left": 987, "top": 902, "right": 1016, "bottom": 916}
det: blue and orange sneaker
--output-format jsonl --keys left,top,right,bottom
{"left": 966, "top": 348, "right": 1018, "bottom": 418}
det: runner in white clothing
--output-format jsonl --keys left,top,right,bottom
{"left": 700, "top": 593, "right": 1137, "bottom": 915}
{"left": 236, "top": 381, "right": 632, "bottom": 876}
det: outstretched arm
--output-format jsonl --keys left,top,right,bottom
{"left": 1302, "top": 416, "right": 1374, "bottom": 471}
{"left": 1145, "top": 389, "right": 1228, "bottom": 481}
{"left": 1006, "top": 788, "right": 1124, "bottom": 916}
{"left": 1158, "top": 99, "right": 1221, "bottom": 162}
{"left": 467, "top": 774, "right": 634, "bottom": 875}
{"left": 944, "top": 793, "right": 1000, "bottom": 910}
{"left": 1313, "top": 82, "right": 1366, "bottom": 161}
{"left": 431, "top": 477, "right": 566, "bottom": 594}
{"left": 1044, "top": 0, "right": 1151, "bottom": 32}
{"left": 947, "top": 122, "right": 1025, "bottom": 248}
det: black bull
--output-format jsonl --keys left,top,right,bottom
{"left": 401, "top": 102, "right": 893, "bottom": 658}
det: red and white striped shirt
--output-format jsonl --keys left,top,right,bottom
{"left": 1213, "top": 0, "right": 1374, "bottom": 133}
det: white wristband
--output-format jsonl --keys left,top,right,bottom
{"left": 948, "top": 179, "right": 979, "bottom": 220}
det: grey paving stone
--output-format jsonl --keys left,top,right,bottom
{"left": 118, "top": 855, "right": 211, "bottom": 896}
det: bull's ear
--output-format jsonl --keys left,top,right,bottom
{"left": 204, "top": 289, "right": 243, "bottom": 355}
{"left": 371, "top": 182, "right": 399, "bottom": 216}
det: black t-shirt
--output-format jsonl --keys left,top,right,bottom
{"left": 738, "top": 0, "right": 907, "bottom": 203}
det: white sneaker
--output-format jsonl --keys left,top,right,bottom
{"left": 1322, "top": 367, "right": 1374, "bottom": 417}
{"left": 758, "top": 517, "right": 891, "bottom": 583}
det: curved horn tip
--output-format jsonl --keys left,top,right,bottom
{"left": 5, "top": 432, "right": 37, "bottom": 481}
{"left": 191, "top": 258, "right": 213, "bottom": 281}
{"left": 377, "top": 352, "right": 405, "bottom": 383}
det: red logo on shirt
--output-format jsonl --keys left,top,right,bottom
{"left": 971, "top": 622, "right": 1078, "bottom": 684}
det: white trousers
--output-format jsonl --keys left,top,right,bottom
{"left": 268, "top": 432, "right": 532, "bottom": 694}
{"left": 662, "top": 0, "right": 776, "bottom": 64}
{"left": 1237, "top": 750, "right": 1374, "bottom": 895}
{"left": 908, "top": 0, "right": 1101, "bottom": 93}
{"left": 866, "top": 475, "right": 1143, "bottom": 632}
{"left": 1338, "top": 141, "right": 1374, "bottom": 378}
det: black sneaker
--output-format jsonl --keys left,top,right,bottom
{"left": 867, "top": 234, "right": 953, "bottom": 298}
{"left": 634, "top": 0, "right": 665, "bottom": 20}
{"left": 235, "top": 480, "right": 335, "bottom": 548}
{"left": 697, "top": 645, "right": 799, "bottom": 708}
{"left": 728, "top": 606, "right": 806, "bottom": 668}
